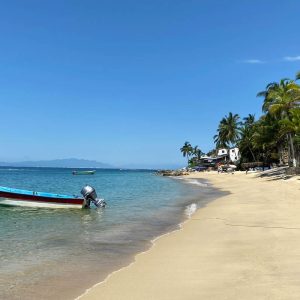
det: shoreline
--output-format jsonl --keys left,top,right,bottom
{"left": 78, "top": 171, "right": 300, "bottom": 300}
{"left": 76, "top": 176, "right": 223, "bottom": 300}
{"left": 76, "top": 215, "right": 186, "bottom": 300}
{"left": 1, "top": 172, "right": 220, "bottom": 300}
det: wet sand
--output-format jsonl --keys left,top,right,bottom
{"left": 78, "top": 171, "right": 300, "bottom": 300}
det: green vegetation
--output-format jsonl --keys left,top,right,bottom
{"left": 216, "top": 72, "right": 300, "bottom": 167}
{"left": 180, "top": 142, "right": 193, "bottom": 165}
{"left": 214, "top": 112, "right": 241, "bottom": 148}
{"left": 180, "top": 142, "right": 204, "bottom": 167}
{"left": 181, "top": 71, "right": 300, "bottom": 168}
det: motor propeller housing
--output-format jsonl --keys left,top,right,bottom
{"left": 81, "top": 185, "right": 106, "bottom": 208}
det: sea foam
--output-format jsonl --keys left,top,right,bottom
{"left": 184, "top": 179, "right": 208, "bottom": 187}
{"left": 185, "top": 203, "right": 198, "bottom": 217}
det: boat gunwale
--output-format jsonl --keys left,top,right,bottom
{"left": 0, "top": 186, "right": 83, "bottom": 205}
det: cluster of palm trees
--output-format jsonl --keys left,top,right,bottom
{"left": 213, "top": 71, "right": 300, "bottom": 167}
{"left": 180, "top": 142, "right": 204, "bottom": 166}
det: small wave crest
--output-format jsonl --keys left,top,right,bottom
{"left": 185, "top": 203, "right": 197, "bottom": 217}
{"left": 185, "top": 179, "right": 208, "bottom": 187}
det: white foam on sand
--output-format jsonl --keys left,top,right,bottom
{"left": 186, "top": 179, "right": 208, "bottom": 187}
{"left": 172, "top": 176, "right": 208, "bottom": 187}
{"left": 185, "top": 203, "right": 198, "bottom": 217}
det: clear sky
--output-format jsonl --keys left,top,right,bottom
{"left": 0, "top": 0, "right": 300, "bottom": 168}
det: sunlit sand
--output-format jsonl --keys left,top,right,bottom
{"left": 79, "top": 171, "right": 300, "bottom": 300}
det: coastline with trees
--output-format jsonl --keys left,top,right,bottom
{"left": 180, "top": 71, "right": 300, "bottom": 173}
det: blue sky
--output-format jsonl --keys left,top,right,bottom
{"left": 0, "top": 0, "right": 300, "bottom": 168}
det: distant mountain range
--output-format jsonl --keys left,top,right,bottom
{"left": 119, "top": 163, "right": 183, "bottom": 170}
{"left": 0, "top": 158, "right": 113, "bottom": 168}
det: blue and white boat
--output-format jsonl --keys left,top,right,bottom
{"left": 0, "top": 185, "right": 106, "bottom": 209}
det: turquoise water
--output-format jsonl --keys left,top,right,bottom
{"left": 0, "top": 168, "right": 222, "bottom": 300}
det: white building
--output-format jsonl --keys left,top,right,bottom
{"left": 217, "top": 148, "right": 228, "bottom": 156}
{"left": 229, "top": 147, "right": 240, "bottom": 162}
{"left": 217, "top": 147, "right": 240, "bottom": 163}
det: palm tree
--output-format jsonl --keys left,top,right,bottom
{"left": 193, "top": 145, "right": 203, "bottom": 160}
{"left": 252, "top": 115, "right": 281, "bottom": 165}
{"left": 296, "top": 71, "right": 300, "bottom": 81}
{"left": 257, "top": 79, "right": 300, "bottom": 166}
{"left": 239, "top": 114, "right": 256, "bottom": 161}
{"left": 239, "top": 127, "right": 256, "bottom": 161}
{"left": 258, "top": 79, "right": 300, "bottom": 116}
{"left": 214, "top": 112, "right": 241, "bottom": 148}
{"left": 180, "top": 142, "right": 193, "bottom": 166}
{"left": 243, "top": 114, "right": 255, "bottom": 127}
{"left": 279, "top": 108, "right": 300, "bottom": 164}
{"left": 213, "top": 131, "right": 227, "bottom": 148}
{"left": 207, "top": 149, "right": 216, "bottom": 157}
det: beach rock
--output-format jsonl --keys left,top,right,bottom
{"left": 156, "top": 170, "right": 189, "bottom": 176}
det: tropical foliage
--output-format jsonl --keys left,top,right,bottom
{"left": 180, "top": 142, "right": 193, "bottom": 165}
{"left": 180, "top": 71, "right": 300, "bottom": 168}
{"left": 213, "top": 72, "right": 300, "bottom": 167}
{"left": 213, "top": 112, "right": 241, "bottom": 148}
{"left": 257, "top": 78, "right": 300, "bottom": 166}
{"left": 180, "top": 142, "right": 204, "bottom": 167}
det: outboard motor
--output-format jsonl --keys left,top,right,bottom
{"left": 81, "top": 185, "right": 106, "bottom": 208}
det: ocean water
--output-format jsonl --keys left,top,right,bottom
{"left": 0, "top": 168, "right": 223, "bottom": 300}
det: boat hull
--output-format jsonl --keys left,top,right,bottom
{"left": 72, "top": 170, "right": 96, "bottom": 175}
{"left": 0, "top": 186, "right": 84, "bottom": 208}
{"left": 0, "top": 199, "right": 82, "bottom": 209}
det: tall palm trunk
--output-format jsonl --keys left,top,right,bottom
{"left": 248, "top": 146, "right": 256, "bottom": 161}
{"left": 288, "top": 133, "right": 297, "bottom": 167}
{"left": 278, "top": 144, "right": 282, "bottom": 165}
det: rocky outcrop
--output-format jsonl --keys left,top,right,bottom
{"left": 156, "top": 170, "right": 189, "bottom": 176}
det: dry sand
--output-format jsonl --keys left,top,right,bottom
{"left": 78, "top": 171, "right": 300, "bottom": 300}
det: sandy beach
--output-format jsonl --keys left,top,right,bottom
{"left": 78, "top": 171, "right": 300, "bottom": 300}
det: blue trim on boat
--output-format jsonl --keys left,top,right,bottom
{"left": 0, "top": 186, "right": 77, "bottom": 199}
